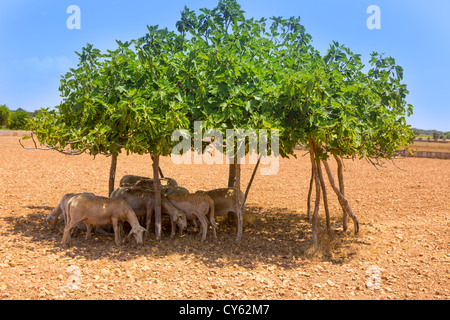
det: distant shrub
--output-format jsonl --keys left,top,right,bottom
{"left": 9, "top": 110, "right": 30, "bottom": 130}
{"left": 0, "top": 105, "right": 11, "bottom": 127}
{"left": 433, "top": 132, "right": 440, "bottom": 141}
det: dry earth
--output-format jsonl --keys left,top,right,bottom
{"left": 0, "top": 135, "right": 448, "bottom": 300}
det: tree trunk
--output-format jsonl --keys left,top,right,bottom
{"left": 307, "top": 167, "right": 313, "bottom": 221}
{"left": 151, "top": 154, "right": 164, "bottom": 178}
{"left": 108, "top": 154, "right": 118, "bottom": 197}
{"left": 228, "top": 160, "right": 236, "bottom": 188}
{"left": 333, "top": 154, "right": 348, "bottom": 231}
{"left": 241, "top": 154, "right": 261, "bottom": 213}
{"left": 235, "top": 162, "right": 243, "bottom": 245}
{"left": 316, "top": 158, "right": 331, "bottom": 232}
{"left": 322, "top": 159, "right": 360, "bottom": 235}
{"left": 227, "top": 156, "right": 237, "bottom": 223}
{"left": 308, "top": 137, "right": 321, "bottom": 245}
{"left": 152, "top": 154, "right": 162, "bottom": 240}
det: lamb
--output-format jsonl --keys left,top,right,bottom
{"left": 167, "top": 193, "right": 217, "bottom": 242}
{"left": 110, "top": 186, "right": 187, "bottom": 238}
{"left": 61, "top": 194, "right": 146, "bottom": 247}
{"left": 119, "top": 175, "right": 178, "bottom": 188}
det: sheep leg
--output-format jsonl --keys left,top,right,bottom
{"left": 85, "top": 223, "right": 92, "bottom": 240}
{"left": 61, "top": 229, "right": 71, "bottom": 247}
{"left": 95, "top": 225, "right": 111, "bottom": 235}
{"left": 179, "top": 225, "right": 184, "bottom": 237}
{"left": 209, "top": 216, "right": 217, "bottom": 241}
{"left": 170, "top": 219, "right": 176, "bottom": 239}
{"left": 207, "top": 206, "right": 217, "bottom": 241}
{"left": 62, "top": 219, "right": 79, "bottom": 247}
{"left": 195, "top": 214, "right": 208, "bottom": 243}
{"left": 112, "top": 219, "right": 122, "bottom": 246}
{"left": 118, "top": 222, "right": 124, "bottom": 238}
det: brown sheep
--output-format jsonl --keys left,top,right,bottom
{"left": 196, "top": 188, "right": 244, "bottom": 218}
{"left": 62, "top": 194, "right": 146, "bottom": 247}
{"left": 162, "top": 186, "right": 190, "bottom": 196}
{"left": 110, "top": 186, "right": 187, "bottom": 238}
{"left": 167, "top": 193, "right": 216, "bottom": 242}
{"left": 46, "top": 193, "right": 111, "bottom": 234}
{"left": 119, "top": 175, "right": 178, "bottom": 188}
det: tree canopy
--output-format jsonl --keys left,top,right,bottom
{"left": 27, "top": 0, "right": 414, "bottom": 164}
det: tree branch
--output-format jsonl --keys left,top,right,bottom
{"left": 19, "top": 133, "right": 85, "bottom": 156}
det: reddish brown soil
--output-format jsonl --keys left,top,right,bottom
{"left": 0, "top": 135, "right": 448, "bottom": 300}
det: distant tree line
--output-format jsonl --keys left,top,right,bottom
{"left": 412, "top": 128, "right": 450, "bottom": 141}
{"left": 0, "top": 104, "right": 41, "bottom": 130}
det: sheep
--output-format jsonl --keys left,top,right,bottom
{"left": 131, "top": 182, "right": 190, "bottom": 197}
{"left": 162, "top": 186, "right": 190, "bottom": 197}
{"left": 166, "top": 193, "right": 217, "bottom": 242}
{"left": 46, "top": 192, "right": 92, "bottom": 229}
{"left": 61, "top": 194, "right": 146, "bottom": 247}
{"left": 46, "top": 192, "right": 111, "bottom": 235}
{"left": 119, "top": 175, "right": 178, "bottom": 188}
{"left": 110, "top": 186, "right": 187, "bottom": 238}
{"left": 195, "top": 188, "right": 244, "bottom": 219}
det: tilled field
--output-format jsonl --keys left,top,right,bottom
{"left": 0, "top": 135, "right": 448, "bottom": 300}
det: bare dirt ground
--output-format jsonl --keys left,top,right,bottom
{"left": 0, "top": 135, "right": 448, "bottom": 300}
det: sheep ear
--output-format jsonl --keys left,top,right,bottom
{"left": 128, "top": 229, "right": 133, "bottom": 237}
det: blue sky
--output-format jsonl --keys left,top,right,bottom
{"left": 0, "top": 0, "right": 449, "bottom": 131}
